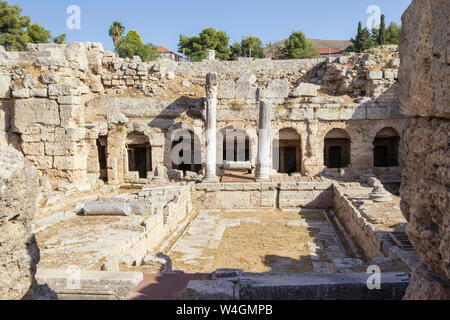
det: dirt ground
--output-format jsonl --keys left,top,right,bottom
{"left": 169, "top": 210, "right": 326, "bottom": 273}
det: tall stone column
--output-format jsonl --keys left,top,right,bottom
{"left": 256, "top": 96, "right": 272, "bottom": 181}
{"left": 202, "top": 72, "right": 219, "bottom": 183}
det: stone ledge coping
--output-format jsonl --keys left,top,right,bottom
{"left": 194, "top": 181, "right": 333, "bottom": 192}
{"left": 36, "top": 269, "right": 143, "bottom": 300}
{"left": 185, "top": 272, "right": 410, "bottom": 300}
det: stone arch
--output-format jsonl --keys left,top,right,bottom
{"left": 273, "top": 128, "right": 302, "bottom": 174}
{"left": 324, "top": 128, "right": 351, "bottom": 168}
{"left": 373, "top": 127, "right": 400, "bottom": 167}
{"left": 166, "top": 122, "right": 203, "bottom": 173}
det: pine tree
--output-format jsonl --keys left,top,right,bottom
{"left": 351, "top": 22, "right": 363, "bottom": 52}
{"left": 379, "top": 15, "right": 386, "bottom": 45}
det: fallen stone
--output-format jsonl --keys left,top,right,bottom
{"left": 83, "top": 201, "right": 132, "bottom": 216}
{"left": 141, "top": 252, "right": 172, "bottom": 273}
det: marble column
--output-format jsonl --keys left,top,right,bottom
{"left": 202, "top": 72, "right": 219, "bottom": 183}
{"left": 256, "top": 97, "right": 272, "bottom": 181}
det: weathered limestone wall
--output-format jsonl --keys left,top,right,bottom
{"left": 333, "top": 184, "right": 385, "bottom": 259}
{"left": 0, "top": 42, "right": 406, "bottom": 188}
{"left": 0, "top": 147, "right": 40, "bottom": 299}
{"left": 398, "top": 0, "right": 450, "bottom": 299}
{"left": 192, "top": 182, "right": 333, "bottom": 210}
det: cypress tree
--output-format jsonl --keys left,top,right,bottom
{"left": 379, "top": 15, "right": 386, "bottom": 45}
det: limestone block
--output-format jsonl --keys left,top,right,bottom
{"left": 12, "top": 99, "right": 60, "bottom": 133}
{"left": 53, "top": 155, "right": 86, "bottom": 170}
{"left": 185, "top": 280, "right": 234, "bottom": 300}
{"left": 39, "top": 176, "right": 52, "bottom": 192}
{"left": 23, "top": 75, "right": 38, "bottom": 88}
{"left": 60, "top": 104, "right": 84, "bottom": 127}
{"left": 141, "top": 253, "right": 172, "bottom": 273}
{"left": 40, "top": 74, "right": 59, "bottom": 84}
{"left": 44, "top": 140, "right": 79, "bottom": 156}
{"left": 288, "top": 107, "right": 314, "bottom": 120}
{"left": 83, "top": 201, "right": 132, "bottom": 216}
{"left": 27, "top": 156, "right": 53, "bottom": 170}
{"left": 264, "top": 79, "right": 290, "bottom": 98}
{"left": 48, "top": 84, "right": 74, "bottom": 97}
{"left": 290, "top": 83, "right": 320, "bottom": 97}
{"left": 101, "top": 256, "right": 120, "bottom": 272}
{"left": 398, "top": 0, "right": 449, "bottom": 118}
{"left": 22, "top": 142, "right": 45, "bottom": 156}
{"left": 367, "top": 71, "right": 383, "bottom": 80}
{"left": 0, "top": 74, "right": 11, "bottom": 98}
{"left": 235, "top": 81, "right": 257, "bottom": 99}
{"left": 11, "top": 88, "right": 30, "bottom": 98}
{"left": 30, "top": 88, "right": 48, "bottom": 98}
{"left": 218, "top": 80, "right": 236, "bottom": 99}
{"left": 57, "top": 96, "right": 81, "bottom": 105}
{"left": 0, "top": 147, "right": 40, "bottom": 299}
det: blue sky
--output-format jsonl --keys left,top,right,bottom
{"left": 13, "top": 0, "right": 411, "bottom": 53}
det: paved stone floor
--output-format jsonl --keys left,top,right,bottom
{"left": 167, "top": 209, "right": 353, "bottom": 274}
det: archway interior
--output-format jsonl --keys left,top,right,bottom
{"left": 373, "top": 127, "right": 400, "bottom": 167}
{"left": 276, "top": 128, "right": 301, "bottom": 174}
{"left": 126, "top": 132, "right": 152, "bottom": 179}
{"left": 222, "top": 129, "right": 250, "bottom": 163}
{"left": 324, "top": 129, "right": 350, "bottom": 169}
{"left": 96, "top": 136, "right": 107, "bottom": 181}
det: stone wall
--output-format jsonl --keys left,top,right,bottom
{"left": 0, "top": 42, "right": 406, "bottom": 188}
{"left": 0, "top": 147, "right": 40, "bottom": 299}
{"left": 398, "top": 0, "right": 450, "bottom": 299}
{"left": 191, "top": 182, "right": 333, "bottom": 210}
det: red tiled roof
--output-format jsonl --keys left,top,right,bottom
{"left": 318, "top": 47, "right": 343, "bottom": 55}
{"left": 157, "top": 45, "right": 172, "bottom": 54}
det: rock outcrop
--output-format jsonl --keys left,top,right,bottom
{"left": 0, "top": 147, "right": 40, "bottom": 299}
{"left": 398, "top": 0, "right": 450, "bottom": 299}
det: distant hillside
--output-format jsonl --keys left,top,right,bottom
{"left": 264, "top": 38, "right": 352, "bottom": 58}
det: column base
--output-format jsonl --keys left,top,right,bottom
{"left": 255, "top": 175, "right": 270, "bottom": 182}
{"left": 202, "top": 175, "right": 220, "bottom": 183}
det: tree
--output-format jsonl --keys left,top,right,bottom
{"left": 281, "top": 30, "right": 318, "bottom": 59}
{"left": 52, "top": 33, "right": 66, "bottom": 44}
{"left": 117, "top": 30, "right": 158, "bottom": 62}
{"left": 178, "top": 28, "right": 232, "bottom": 61}
{"left": 385, "top": 22, "right": 401, "bottom": 45}
{"left": 26, "top": 23, "right": 52, "bottom": 43}
{"left": 0, "top": 1, "right": 31, "bottom": 51}
{"left": 230, "top": 36, "right": 265, "bottom": 60}
{"left": 378, "top": 14, "right": 386, "bottom": 45}
{"left": 351, "top": 22, "right": 374, "bottom": 53}
{"left": 109, "top": 21, "right": 125, "bottom": 52}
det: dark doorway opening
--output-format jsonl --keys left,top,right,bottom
{"left": 283, "top": 146, "right": 297, "bottom": 174}
{"left": 96, "top": 136, "right": 107, "bottom": 181}
{"left": 373, "top": 128, "right": 399, "bottom": 167}
{"left": 275, "top": 128, "right": 302, "bottom": 174}
{"left": 128, "top": 144, "right": 152, "bottom": 178}
{"left": 324, "top": 129, "right": 351, "bottom": 169}
{"left": 328, "top": 146, "right": 342, "bottom": 168}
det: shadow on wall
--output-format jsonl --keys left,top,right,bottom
{"left": 147, "top": 96, "right": 204, "bottom": 130}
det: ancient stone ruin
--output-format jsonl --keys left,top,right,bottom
{"left": 0, "top": 0, "right": 447, "bottom": 300}
{"left": 397, "top": 0, "right": 449, "bottom": 299}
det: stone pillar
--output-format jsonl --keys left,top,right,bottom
{"left": 256, "top": 95, "right": 272, "bottom": 181}
{"left": 205, "top": 50, "right": 216, "bottom": 61}
{"left": 202, "top": 73, "right": 219, "bottom": 183}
